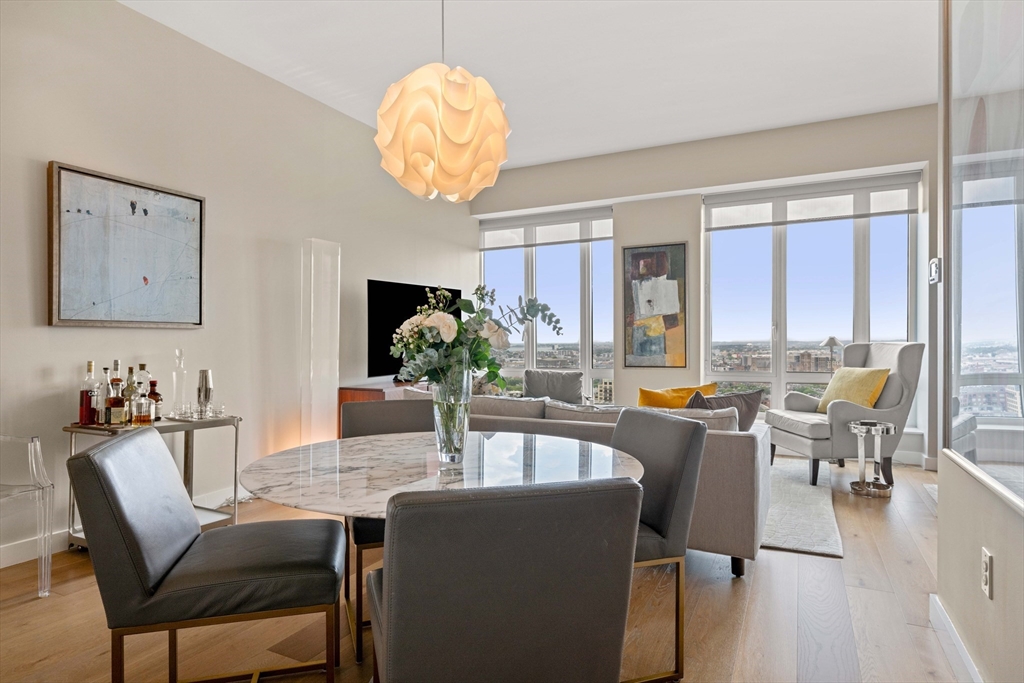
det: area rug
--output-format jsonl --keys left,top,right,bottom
{"left": 760, "top": 456, "right": 844, "bottom": 558}
{"left": 923, "top": 483, "right": 939, "bottom": 505}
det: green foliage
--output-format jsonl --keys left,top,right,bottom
{"left": 390, "top": 285, "right": 561, "bottom": 388}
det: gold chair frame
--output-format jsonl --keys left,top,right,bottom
{"left": 110, "top": 599, "right": 340, "bottom": 683}
{"left": 342, "top": 516, "right": 383, "bottom": 663}
{"left": 624, "top": 556, "right": 685, "bottom": 683}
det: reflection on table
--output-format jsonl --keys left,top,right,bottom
{"left": 240, "top": 431, "right": 644, "bottom": 519}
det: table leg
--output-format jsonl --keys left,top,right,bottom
{"left": 67, "top": 433, "right": 77, "bottom": 548}
{"left": 183, "top": 430, "right": 194, "bottom": 498}
{"left": 873, "top": 433, "right": 883, "bottom": 480}
{"left": 232, "top": 422, "right": 239, "bottom": 524}
{"left": 857, "top": 433, "right": 866, "bottom": 487}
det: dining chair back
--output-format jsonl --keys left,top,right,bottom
{"left": 341, "top": 399, "right": 433, "bottom": 438}
{"left": 610, "top": 407, "right": 707, "bottom": 683}
{"left": 68, "top": 427, "right": 345, "bottom": 683}
{"left": 611, "top": 408, "right": 707, "bottom": 559}
{"left": 367, "top": 478, "right": 643, "bottom": 683}
{"left": 340, "top": 398, "right": 434, "bottom": 662}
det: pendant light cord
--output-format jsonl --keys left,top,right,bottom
{"left": 441, "top": 0, "right": 445, "bottom": 65}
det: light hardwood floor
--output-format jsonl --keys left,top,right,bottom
{"left": 0, "top": 461, "right": 969, "bottom": 683}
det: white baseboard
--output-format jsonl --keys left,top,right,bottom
{"left": 0, "top": 530, "right": 69, "bottom": 570}
{"left": 929, "top": 594, "right": 983, "bottom": 683}
{"left": 922, "top": 455, "right": 938, "bottom": 471}
{"left": 192, "top": 485, "right": 249, "bottom": 509}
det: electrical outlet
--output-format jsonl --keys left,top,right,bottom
{"left": 982, "top": 548, "right": 993, "bottom": 599}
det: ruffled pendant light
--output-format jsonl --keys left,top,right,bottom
{"left": 373, "top": 2, "right": 510, "bottom": 203}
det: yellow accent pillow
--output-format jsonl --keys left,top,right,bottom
{"left": 638, "top": 383, "right": 718, "bottom": 409}
{"left": 817, "top": 368, "right": 890, "bottom": 413}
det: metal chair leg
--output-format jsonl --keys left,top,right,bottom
{"left": 112, "top": 631, "right": 125, "bottom": 683}
{"left": 326, "top": 603, "right": 337, "bottom": 683}
{"left": 334, "top": 596, "right": 341, "bottom": 658}
{"left": 168, "top": 629, "right": 177, "bottom": 683}
{"left": 355, "top": 546, "right": 364, "bottom": 663}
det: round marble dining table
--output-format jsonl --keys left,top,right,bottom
{"left": 240, "top": 431, "right": 644, "bottom": 519}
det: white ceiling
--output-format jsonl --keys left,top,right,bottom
{"left": 120, "top": 0, "right": 939, "bottom": 169}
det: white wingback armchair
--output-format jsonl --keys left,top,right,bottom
{"left": 765, "top": 342, "right": 925, "bottom": 486}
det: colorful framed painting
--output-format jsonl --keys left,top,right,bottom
{"left": 47, "top": 161, "right": 205, "bottom": 328}
{"left": 623, "top": 242, "right": 687, "bottom": 367}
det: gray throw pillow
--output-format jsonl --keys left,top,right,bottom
{"left": 686, "top": 389, "right": 762, "bottom": 431}
{"left": 471, "top": 395, "right": 547, "bottom": 419}
{"left": 524, "top": 369, "right": 584, "bottom": 404}
{"left": 647, "top": 406, "right": 739, "bottom": 431}
{"left": 545, "top": 400, "right": 624, "bottom": 424}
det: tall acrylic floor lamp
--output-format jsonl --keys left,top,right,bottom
{"left": 821, "top": 336, "right": 843, "bottom": 377}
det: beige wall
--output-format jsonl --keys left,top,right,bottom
{"left": 611, "top": 195, "right": 703, "bottom": 402}
{"left": 0, "top": 0, "right": 478, "bottom": 563}
{"left": 937, "top": 451, "right": 1024, "bottom": 682}
{"left": 472, "top": 105, "right": 939, "bottom": 440}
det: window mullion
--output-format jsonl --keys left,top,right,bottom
{"left": 853, "top": 189, "right": 871, "bottom": 343}
{"left": 524, "top": 226, "right": 537, "bottom": 370}
{"left": 580, "top": 223, "right": 593, "bottom": 399}
{"left": 773, "top": 198, "right": 786, "bottom": 406}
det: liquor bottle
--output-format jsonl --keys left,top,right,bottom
{"left": 172, "top": 349, "right": 187, "bottom": 418}
{"left": 112, "top": 359, "right": 121, "bottom": 382}
{"left": 98, "top": 367, "right": 111, "bottom": 424}
{"left": 122, "top": 366, "right": 138, "bottom": 422}
{"left": 107, "top": 375, "right": 126, "bottom": 426}
{"left": 136, "top": 363, "right": 152, "bottom": 389}
{"left": 147, "top": 380, "right": 163, "bottom": 421}
{"left": 78, "top": 361, "right": 99, "bottom": 425}
{"left": 132, "top": 393, "right": 153, "bottom": 426}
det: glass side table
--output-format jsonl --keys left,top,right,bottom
{"left": 847, "top": 420, "right": 897, "bottom": 498}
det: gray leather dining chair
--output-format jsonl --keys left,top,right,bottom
{"left": 611, "top": 407, "right": 707, "bottom": 683}
{"left": 367, "top": 478, "right": 643, "bottom": 683}
{"left": 67, "top": 428, "right": 346, "bottom": 683}
{"left": 340, "top": 399, "right": 433, "bottom": 662}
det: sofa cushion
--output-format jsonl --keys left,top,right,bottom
{"left": 545, "top": 401, "right": 624, "bottom": 424}
{"left": 524, "top": 369, "right": 584, "bottom": 404}
{"left": 651, "top": 406, "right": 739, "bottom": 432}
{"left": 687, "top": 390, "right": 763, "bottom": 432}
{"left": 634, "top": 522, "right": 668, "bottom": 563}
{"left": 637, "top": 383, "right": 718, "bottom": 409}
{"left": 471, "top": 395, "right": 547, "bottom": 419}
{"left": 765, "top": 409, "right": 831, "bottom": 439}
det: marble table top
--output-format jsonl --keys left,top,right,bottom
{"left": 240, "top": 431, "right": 644, "bottom": 519}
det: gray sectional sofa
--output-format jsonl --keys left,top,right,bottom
{"left": 461, "top": 394, "right": 773, "bottom": 575}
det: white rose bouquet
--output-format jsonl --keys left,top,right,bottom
{"left": 391, "top": 285, "right": 562, "bottom": 390}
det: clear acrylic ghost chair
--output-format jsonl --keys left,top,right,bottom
{"left": 0, "top": 435, "right": 54, "bottom": 597}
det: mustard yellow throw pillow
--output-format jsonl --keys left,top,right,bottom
{"left": 638, "top": 383, "right": 718, "bottom": 409}
{"left": 817, "top": 368, "right": 890, "bottom": 413}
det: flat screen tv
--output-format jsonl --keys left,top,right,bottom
{"left": 367, "top": 279, "right": 462, "bottom": 378}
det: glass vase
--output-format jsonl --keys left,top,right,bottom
{"left": 431, "top": 350, "right": 472, "bottom": 465}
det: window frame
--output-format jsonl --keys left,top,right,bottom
{"left": 480, "top": 208, "right": 614, "bottom": 401}
{"left": 950, "top": 159, "right": 1024, "bottom": 424}
{"left": 702, "top": 174, "right": 920, "bottom": 413}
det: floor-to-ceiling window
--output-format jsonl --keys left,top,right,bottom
{"left": 704, "top": 174, "right": 919, "bottom": 411}
{"left": 480, "top": 209, "right": 614, "bottom": 402}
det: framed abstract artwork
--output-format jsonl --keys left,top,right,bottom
{"left": 623, "top": 242, "right": 687, "bottom": 367}
{"left": 47, "top": 161, "right": 205, "bottom": 328}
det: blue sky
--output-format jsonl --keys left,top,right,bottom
{"left": 486, "top": 208, "right": 1019, "bottom": 349}
{"left": 960, "top": 205, "right": 1019, "bottom": 344}
{"left": 484, "top": 239, "right": 615, "bottom": 345}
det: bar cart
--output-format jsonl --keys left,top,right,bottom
{"left": 63, "top": 416, "right": 242, "bottom": 548}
